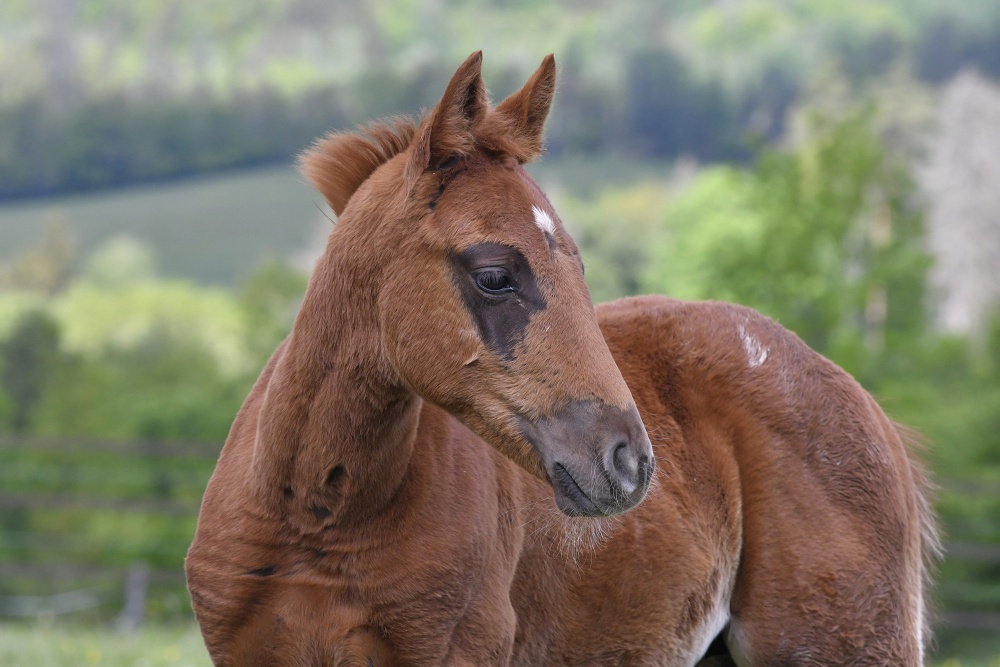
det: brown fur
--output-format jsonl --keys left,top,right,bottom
{"left": 187, "top": 53, "right": 938, "bottom": 666}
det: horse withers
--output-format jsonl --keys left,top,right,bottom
{"left": 186, "top": 52, "right": 938, "bottom": 666}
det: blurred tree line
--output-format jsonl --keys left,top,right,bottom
{"left": 3, "top": 0, "right": 1000, "bottom": 200}
{"left": 0, "top": 49, "right": 763, "bottom": 199}
{"left": 0, "top": 87, "right": 345, "bottom": 199}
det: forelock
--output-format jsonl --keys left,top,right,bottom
{"left": 299, "top": 117, "right": 418, "bottom": 216}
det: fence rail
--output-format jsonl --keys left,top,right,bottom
{"left": 1, "top": 436, "right": 997, "bottom": 636}
{"left": 0, "top": 492, "right": 200, "bottom": 515}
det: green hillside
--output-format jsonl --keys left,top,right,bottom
{"left": 0, "top": 166, "right": 321, "bottom": 286}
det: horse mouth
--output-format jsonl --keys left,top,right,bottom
{"left": 551, "top": 463, "right": 603, "bottom": 517}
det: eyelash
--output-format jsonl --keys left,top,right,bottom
{"left": 474, "top": 269, "right": 515, "bottom": 295}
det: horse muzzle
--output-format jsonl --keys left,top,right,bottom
{"left": 519, "top": 400, "right": 654, "bottom": 517}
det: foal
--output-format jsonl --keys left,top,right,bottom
{"left": 187, "top": 52, "right": 652, "bottom": 665}
{"left": 187, "top": 52, "right": 937, "bottom": 666}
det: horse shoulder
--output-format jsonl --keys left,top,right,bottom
{"left": 583, "top": 297, "right": 744, "bottom": 662}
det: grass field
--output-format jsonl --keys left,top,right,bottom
{"left": 0, "top": 624, "right": 210, "bottom": 667}
{"left": 0, "top": 622, "right": 997, "bottom": 666}
{"left": 0, "top": 166, "right": 325, "bottom": 287}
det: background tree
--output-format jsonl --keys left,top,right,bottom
{"left": 0, "top": 216, "right": 76, "bottom": 295}
{"left": 920, "top": 72, "right": 1000, "bottom": 338}
{"left": 642, "top": 109, "right": 929, "bottom": 378}
{"left": 0, "top": 311, "right": 64, "bottom": 432}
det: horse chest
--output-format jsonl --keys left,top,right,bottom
{"left": 248, "top": 496, "right": 514, "bottom": 664}
{"left": 201, "top": 533, "right": 514, "bottom": 665}
{"left": 357, "top": 535, "right": 517, "bottom": 664}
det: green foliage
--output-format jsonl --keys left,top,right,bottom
{"left": 80, "top": 235, "right": 157, "bottom": 287}
{"left": 52, "top": 278, "right": 251, "bottom": 375}
{"left": 560, "top": 182, "right": 671, "bottom": 304}
{"left": 0, "top": 311, "right": 64, "bottom": 433}
{"left": 640, "top": 167, "right": 760, "bottom": 303}
{"left": 31, "top": 336, "right": 247, "bottom": 443}
{"left": 0, "top": 242, "right": 307, "bottom": 624}
{"left": 0, "top": 216, "right": 76, "bottom": 294}
{"left": 0, "top": 236, "right": 307, "bottom": 443}
{"left": 239, "top": 260, "right": 308, "bottom": 361}
{"left": 642, "top": 110, "right": 929, "bottom": 378}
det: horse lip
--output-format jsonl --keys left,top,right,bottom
{"left": 551, "top": 462, "right": 603, "bottom": 517}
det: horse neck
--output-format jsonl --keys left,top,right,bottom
{"left": 249, "top": 233, "right": 420, "bottom": 532}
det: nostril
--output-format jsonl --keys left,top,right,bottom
{"left": 612, "top": 441, "right": 638, "bottom": 479}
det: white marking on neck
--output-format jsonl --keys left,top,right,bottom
{"left": 683, "top": 553, "right": 737, "bottom": 664}
{"left": 688, "top": 591, "right": 731, "bottom": 663}
{"left": 915, "top": 585, "right": 925, "bottom": 664}
{"left": 738, "top": 323, "right": 769, "bottom": 368}
{"left": 532, "top": 205, "right": 556, "bottom": 236}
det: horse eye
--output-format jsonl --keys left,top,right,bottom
{"left": 474, "top": 269, "right": 515, "bottom": 295}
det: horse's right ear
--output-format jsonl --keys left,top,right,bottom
{"left": 493, "top": 54, "right": 556, "bottom": 162}
{"left": 405, "top": 51, "right": 487, "bottom": 190}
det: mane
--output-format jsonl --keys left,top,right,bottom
{"left": 299, "top": 117, "right": 418, "bottom": 216}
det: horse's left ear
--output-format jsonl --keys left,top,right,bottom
{"left": 405, "top": 51, "right": 487, "bottom": 190}
{"left": 494, "top": 54, "right": 556, "bottom": 162}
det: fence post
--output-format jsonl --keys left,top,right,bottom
{"left": 116, "top": 562, "right": 150, "bottom": 631}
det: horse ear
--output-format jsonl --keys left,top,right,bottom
{"left": 405, "top": 51, "right": 487, "bottom": 189}
{"left": 494, "top": 54, "right": 556, "bottom": 162}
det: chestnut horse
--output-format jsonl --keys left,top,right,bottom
{"left": 186, "top": 52, "right": 938, "bottom": 666}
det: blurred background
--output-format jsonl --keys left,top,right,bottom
{"left": 0, "top": 0, "right": 999, "bottom": 664}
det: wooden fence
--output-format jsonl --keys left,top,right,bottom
{"left": 0, "top": 436, "right": 998, "bottom": 638}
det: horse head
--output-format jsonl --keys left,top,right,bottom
{"left": 301, "top": 52, "right": 653, "bottom": 517}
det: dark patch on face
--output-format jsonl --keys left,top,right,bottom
{"left": 247, "top": 565, "right": 277, "bottom": 577}
{"left": 450, "top": 242, "right": 546, "bottom": 360}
